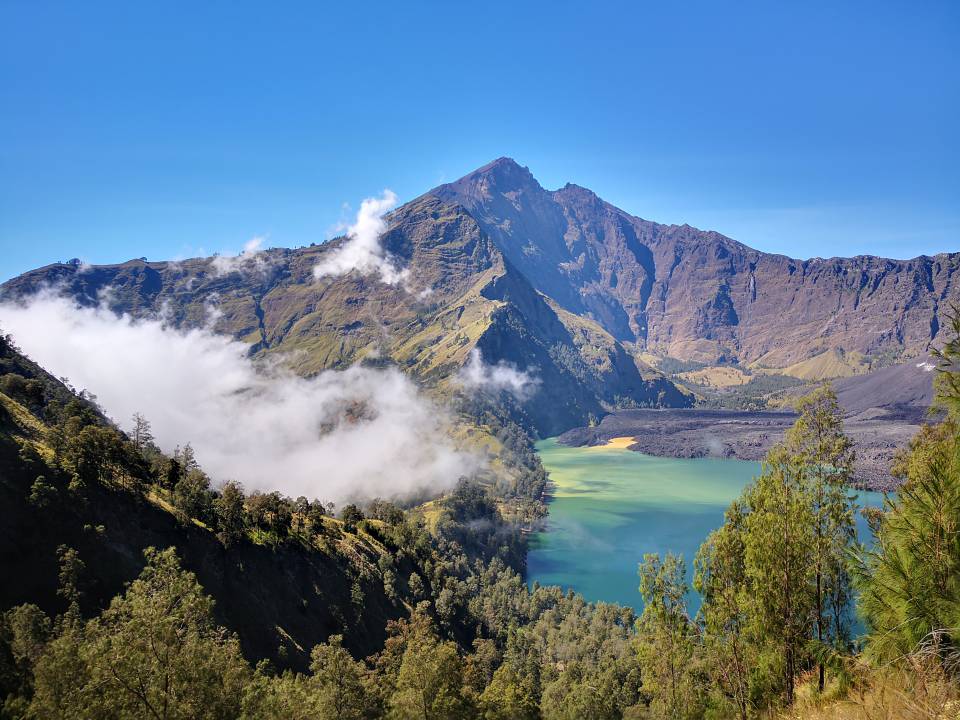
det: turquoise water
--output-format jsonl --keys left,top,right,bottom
{"left": 527, "top": 437, "right": 884, "bottom": 612}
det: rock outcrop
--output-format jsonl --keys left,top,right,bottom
{"left": 4, "top": 157, "right": 955, "bottom": 435}
{"left": 435, "top": 157, "right": 960, "bottom": 367}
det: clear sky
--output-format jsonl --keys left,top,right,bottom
{"left": 1, "top": 0, "right": 957, "bottom": 281}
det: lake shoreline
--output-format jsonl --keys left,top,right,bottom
{"left": 528, "top": 437, "right": 884, "bottom": 613}
{"left": 557, "top": 408, "right": 914, "bottom": 492}
{"left": 527, "top": 437, "right": 766, "bottom": 611}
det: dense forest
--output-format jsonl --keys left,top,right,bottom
{"left": 1, "top": 312, "right": 959, "bottom": 719}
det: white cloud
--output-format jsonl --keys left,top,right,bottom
{"left": 210, "top": 236, "right": 272, "bottom": 277}
{"left": 313, "top": 190, "right": 410, "bottom": 286}
{"left": 0, "top": 292, "right": 477, "bottom": 502}
{"left": 456, "top": 348, "right": 539, "bottom": 401}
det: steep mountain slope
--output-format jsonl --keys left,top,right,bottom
{"left": 4, "top": 157, "right": 954, "bottom": 435}
{"left": 0, "top": 334, "right": 416, "bottom": 670}
{"left": 434, "top": 157, "right": 960, "bottom": 367}
{"left": 1, "top": 192, "right": 687, "bottom": 436}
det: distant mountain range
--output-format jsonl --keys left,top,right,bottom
{"left": 3, "top": 157, "right": 957, "bottom": 434}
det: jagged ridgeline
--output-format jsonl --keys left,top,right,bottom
{"left": 0, "top": 187, "right": 688, "bottom": 439}
{"left": 4, "top": 158, "right": 959, "bottom": 437}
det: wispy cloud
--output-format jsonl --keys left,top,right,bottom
{"left": 313, "top": 190, "right": 410, "bottom": 286}
{"left": 209, "top": 236, "right": 273, "bottom": 276}
{"left": 456, "top": 348, "right": 539, "bottom": 401}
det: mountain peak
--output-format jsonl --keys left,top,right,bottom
{"left": 470, "top": 157, "right": 538, "bottom": 188}
{"left": 474, "top": 156, "right": 528, "bottom": 175}
{"left": 434, "top": 157, "right": 542, "bottom": 203}
{"left": 482, "top": 155, "right": 523, "bottom": 169}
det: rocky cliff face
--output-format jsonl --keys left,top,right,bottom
{"left": 3, "top": 157, "right": 954, "bottom": 433}
{"left": 1, "top": 191, "right": 687, "bottom": 436}
{"left": 434, "top": 158, "right": 960, "bottom": 367}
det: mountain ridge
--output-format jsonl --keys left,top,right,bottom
{"left": 434, "top": 157, "right": 959, "bottom": 366}
{"left": 442, "top": 156, "right": 953, "bottom": 263}
{"left": 2, "top": 157, "right": 957, "bottom": 436}
{"left": 0, "top": 187, "right": 689, "bottom": 437}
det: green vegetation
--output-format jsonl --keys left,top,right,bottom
{"left": 653, "top": 357, "right": 710, "bottom": 376}
{"left": 2, "top": 305, "right": 960, "bottom": 718}
{"left": 855, "top": 309, "right": 960, "bottom": 666}
{"left": 0, "top": 329, "right": 644, "bottom": 718}
{"left": 696, "top": 372, "right": 806, "bottom": 410}
{"left": 638, "top": 317, "right": 960, "bottom": 718}
{"left": 651, "top": 356, "right": 807, "bottom": 410}
{"left": 624, "top": 383, "right": 860, "bottom": 716}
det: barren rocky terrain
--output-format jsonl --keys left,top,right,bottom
{"left": 559, "top": 362, "right": 939, "bottom": 491}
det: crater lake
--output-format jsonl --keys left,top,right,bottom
{"left": 527, "top": 437, "right": 884, "bottom": 611}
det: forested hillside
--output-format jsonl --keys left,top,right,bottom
{"left": 0, "top": 328, "right": 646, "bottom": 717}
{"left": 3, "top": 308, "right": 960, "bottom": 716}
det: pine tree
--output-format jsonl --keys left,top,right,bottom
{"left": 784, "top": 384, "right": 857, "bottom": 692}
{"left": 743, "top": 445, "right": 816, "bottom": 704}
{"left": 387, "top": 613, "right": 474, "bottom": 720}
{"left": 214, "top": 481, "right": 246, "bottom": 547}
{"left": 933, "top": 304, "right": 960, "bottom": 421}
{"left": 694, "top": 500, "right": 754, "bottom": 720}
{"left": 857, "top": 305, "right": 960, "bottom": 665}
{"left": 636, "top": 553, "right": 702, "bottom": 719}
{"left": 179, "top": 443, "right": 198, "bottom": 473}
{"left": 130, "top": 412, "right": 154, "bottom": 452}
{"left": 30, "top": 547, "right": 250, "bottom": 719}
{"left": 479, "top": 663, "right": 539, "bottom": 720}
{"left": 308, "top": 634, "right": 374, "bottom": 720}
{"left": 858, "top": 424, "right": 960, "bottom": 663}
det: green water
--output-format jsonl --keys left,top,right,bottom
{"left": 527, "top": 437, "right": 883, "bottom": 612}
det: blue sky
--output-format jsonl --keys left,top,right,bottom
{"left": 1, "top": 0, "right": 957, "bottom": 281}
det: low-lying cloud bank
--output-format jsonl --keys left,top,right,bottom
{"left": 0, "top": 292, "right": 476, "bottom": 502}
{"left": 313, "top": 190, "right": 410, "bottom": 286}
{"left": 457, "top": 348, "right": 539, "bottom": 401}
